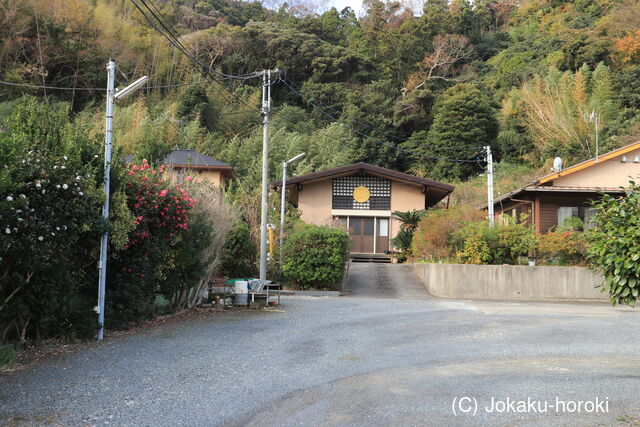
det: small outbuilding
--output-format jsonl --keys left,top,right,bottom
{"left": 123, "top": 148, "right": 233, "bottom": 186}
{"left": 272, "top": 162, "right": 454, "bottom": 254}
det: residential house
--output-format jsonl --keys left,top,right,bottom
{"left": 123, "top": 148, "right": 233, "bottom": 186}
{"left": 489, "top": 141, "right": 640, "bottom": 232}
{"left": 272, "top": 162, "right": 454, "bottom": 254}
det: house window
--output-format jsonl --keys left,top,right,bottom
{"left": 557, "top": 206, "right": 596, "bottom": 230}
{"left": 583, "top": 207, "right": 596, "bottom": 230}
{"left": 377, "top": 218, "right": 389, "bottom": 237}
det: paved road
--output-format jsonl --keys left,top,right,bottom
{"left": 2, "top": 265, "right": 640, "bottom": 426}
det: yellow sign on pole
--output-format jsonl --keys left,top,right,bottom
{"left": 268, "top": 225, "right": 275, "bottom": 256}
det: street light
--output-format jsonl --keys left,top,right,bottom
{"left": 114, "top": 76, "right": 149, "bottom": 100}
{"left": 279, "top": 153, "right": 305, "bottom": 268}
{"left": 96, "top": 59, "right": 148, "bottom": 341}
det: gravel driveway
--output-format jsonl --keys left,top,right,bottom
{"left": 2, "top": 265, "right": 640, "bottom": 426}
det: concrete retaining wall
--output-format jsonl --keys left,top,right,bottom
{"left": 412, "top": 263, "right": 608, "bottom": 302}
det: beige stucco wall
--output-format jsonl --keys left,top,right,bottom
{"left": 297, "top": 179, "right": 426, "bottom": 251}
{"left": 389, "top": 182, "right": 425, "bottom": 240}
{"left": 553, "top": 148, "right": 640, "bottom": 187}
{"left": 165, "top": 169, "right": 224, "bottom": 186}
{"left": 298, "top": 180, "right": 334, "bottom": 225}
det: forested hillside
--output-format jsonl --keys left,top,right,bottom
{"left": 2, "top": 0, "right": 640, "bottom": 197}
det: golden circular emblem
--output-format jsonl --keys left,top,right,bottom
{"left": 353, "top": 186, "right": 371, "bottom": 203}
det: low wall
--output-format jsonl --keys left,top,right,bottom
{"left": 412, "top": 263, "right": 607, "bottom": 302}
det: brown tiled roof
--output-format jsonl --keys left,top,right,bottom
{"left": 484, "top": 185, "right": 626, "bottom": 209}
{"left": 271, "top": 162, "right": 455, "bottom": 192}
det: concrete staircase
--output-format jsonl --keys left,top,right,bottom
{"left": 350, "top": 253, "right": 392, "bottom": 263}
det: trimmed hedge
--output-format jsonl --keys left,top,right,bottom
{"left": 282, "top": 224, "right": 349, "bottom": 289}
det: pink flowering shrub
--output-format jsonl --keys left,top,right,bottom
{"left": 106, "top": 160, "right": 210, "bottom": 328}
{"left": 124, "top": 159, "right": 195, "bottom": 247}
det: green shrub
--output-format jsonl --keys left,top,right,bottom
{"left": 282, "top": 224, "right": 349, "bottom": 289}
{"left": 559, "top": 216, "right": 584, "bottom": 231}
{"left": 0, "top": 96, "right": 103, "bottom": 344}
{"left": 412, "top": 205, "right": 485, "bottom": 262}
{"left": 536, "top": 230, "right": 589, "bottom": 265}
{"left": 220, "top": 221, "right": 257, "bottom": 277}
{"left": 587, "top": 182, "right": 640, "bottom": 306}
{"left": 0, "top": 345, "right": 14, "bottom": 370}
{"left": 496, "top": 216, "right": 538, "bottom": 263}
{"left": 105, "top": 160, "right": 200, "bottom": 329}
{"left": 391, "top": 229, "right": 413, "bottom": 254}
{"left": 452, "top": 221, "right": 497, "bottom": 264}
{"left": 160, "top": 208, "right": 212, "bottom": 310}
{"left": 451, "top": 215, "right": 537, "bottom": 265}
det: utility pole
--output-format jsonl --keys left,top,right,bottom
{"left": 586, "top": 110, "right": 600, "bottom": 162}
{"left": 485, "top": 145, "right": 494, "bottom": 227}
{"left": 96, "top": 60, "right": 115, "bottom": 341}
{"left": 593, "top": 111, "right": 599, "bottom": 163}
{"left": 259, "top": 69, "right": 280, "bottom": 280}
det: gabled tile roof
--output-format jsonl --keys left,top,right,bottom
{"left": 271, "top": 162, "right": 454, "bottom": 192}
{"left": 121, "top": 149, "right": 230, "bottom": 168}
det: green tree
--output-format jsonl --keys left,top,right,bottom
{"left": 409, "top": 83, "right": 498, "bottom": 180}
{"left": 419, "top": 0, "right": 452, "bottom": 40}
{"left": 0, "top": 96, "right": 104, "bottom": 344}
{"left": 391, "top": 209, "right": 426, "bottom": 232}
{"left": 220, "top": 222, "right": 257, "bottom": 277}
{"left": 177, "top": 86, "right": 212, "bottom": 128}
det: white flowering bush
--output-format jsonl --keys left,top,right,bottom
{"left": 0, "top": 95, "right": 222, "bottom": 344}
{"left": 0, "top": 96, "right": 104, "bottom": 344}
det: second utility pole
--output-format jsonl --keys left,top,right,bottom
{"left": 485, "top": 145, "right": 494, "bottom": 227}
{"left": 259, "top": 69, "right": 279, "bottom": 280}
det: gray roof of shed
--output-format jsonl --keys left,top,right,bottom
{"left": 121, "top": 149, "right": 230, "bottom": 168}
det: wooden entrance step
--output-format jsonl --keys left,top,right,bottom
{"left": 350, "top": 253, "right": 392, "bottom": 263}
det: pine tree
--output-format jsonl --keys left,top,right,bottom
{"left": 411, "top": 83, "right": 497, "bottom": 181}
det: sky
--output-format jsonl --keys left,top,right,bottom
{"left": 329, "top": 0, "right": 365, "bottom": 15}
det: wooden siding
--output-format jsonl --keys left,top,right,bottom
{"left": 497, "top": 192, "right": 604, "bottom": 233}
{"left": 538, "top": 201, "right": 558, "bottom": 233}
{"left": 535, "top": 193, "right": 603, "bottom": 233}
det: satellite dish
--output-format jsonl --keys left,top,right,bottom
{"left": 552, "top": 157, "right": 563, "bottom": 172}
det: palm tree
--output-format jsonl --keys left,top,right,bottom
{"left": 391, "top": 209, "right": 426, "bottom": 232}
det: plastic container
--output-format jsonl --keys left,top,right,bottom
{"left": 234, "top": 280, "right": 248, "bottom": 305}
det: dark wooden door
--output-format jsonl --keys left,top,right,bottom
{"left": 349, "top": 217, "right": 374, "bottom": 253}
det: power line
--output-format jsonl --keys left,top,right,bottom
{"left": 278, "top": 78, "right": 481, "bottom": 163}
{"left": 139, "top": 0, "right": 256, "bottom": 81}
{"left": 130, "top": 0, "right": 263, "bottom": 114}
{"left": 0, "top": 80, "right": 107, "bottom": 91}
{"left": 0, "top": 77, "right": 246, "bottom": 92}
{"left": 280, "top": 76, "right": 485, "bottom": 152}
